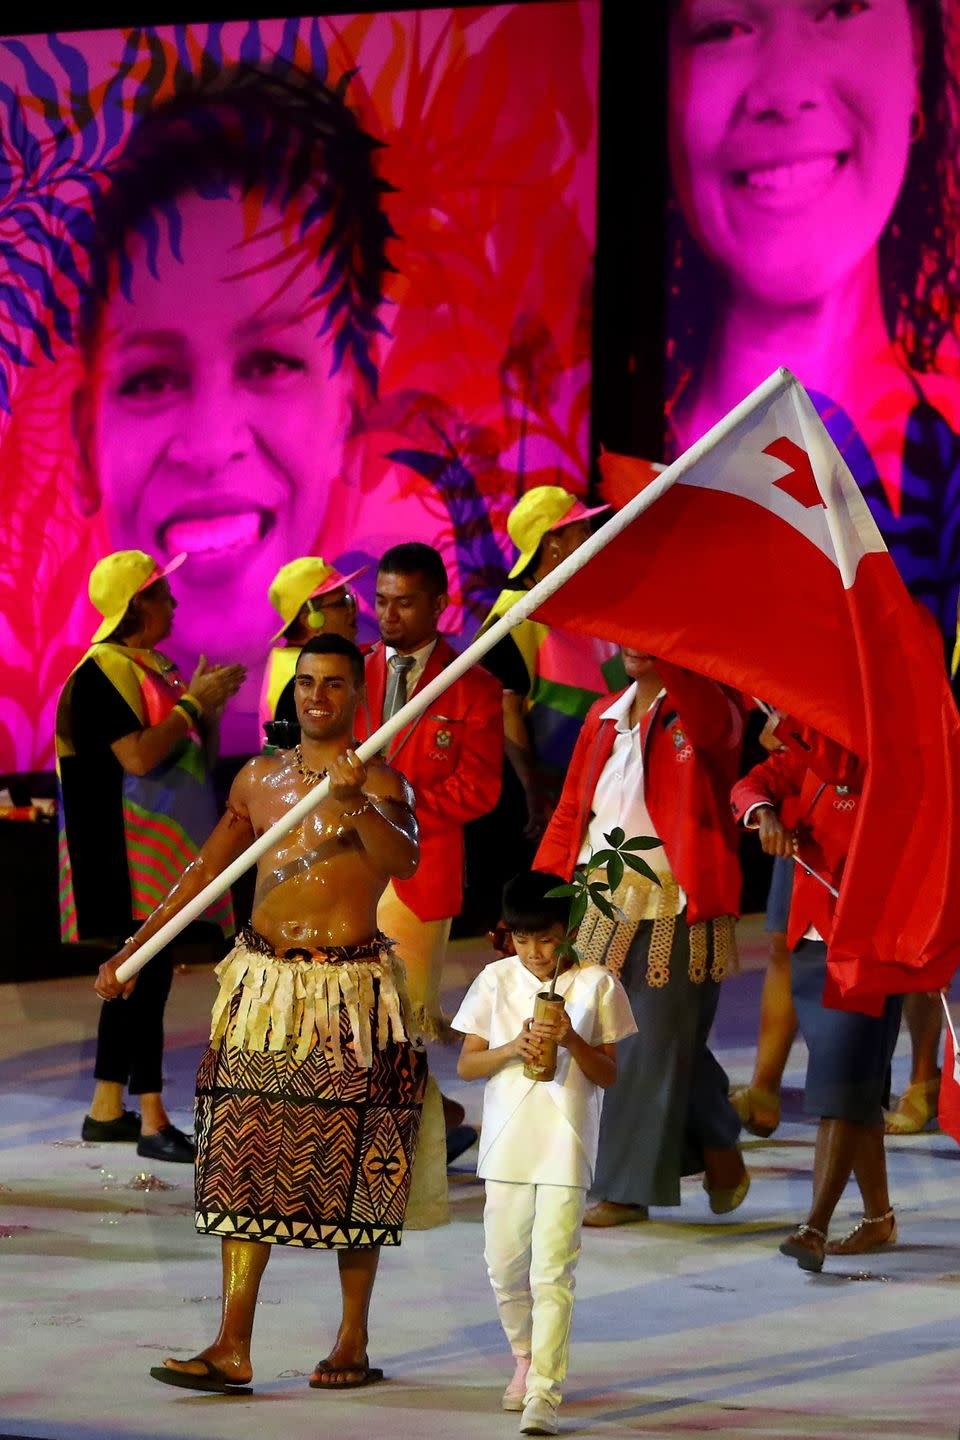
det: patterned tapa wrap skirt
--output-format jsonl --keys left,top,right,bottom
{"left": 194, "top": 929, "right": 431, "bottom": 1250}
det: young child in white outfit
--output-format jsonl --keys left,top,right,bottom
{"left": 452, "top": 871, "right": 636, "bottom": 1436}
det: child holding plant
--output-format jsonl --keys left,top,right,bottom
{"left": 452, "top": 869, "right": 635, "bottom": 1437}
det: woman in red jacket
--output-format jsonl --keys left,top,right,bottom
{"left": 536, "top": 647, "right": 748, "bottom": 1224}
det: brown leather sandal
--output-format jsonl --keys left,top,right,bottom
{"left": 779, "top": 1222, "right": 826, "bottom": 1272}
{"left": 825, "top": 1210, "right": 897, "bottom": 1255}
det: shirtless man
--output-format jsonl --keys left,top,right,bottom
{"left": 95, "top": 634, "right": 424, "bottom": 1393}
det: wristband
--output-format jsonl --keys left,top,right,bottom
{"left": 175, "top": 693, "right": 201, "bottom": 724}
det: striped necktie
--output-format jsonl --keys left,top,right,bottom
{"left": 384, "top": 653, "right": 416, "bottom": 722}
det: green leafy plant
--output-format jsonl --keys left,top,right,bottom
{"left": 543, "top": 827, "right": 663, "bottom": 995}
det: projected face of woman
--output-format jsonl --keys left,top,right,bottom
{"left": 669, "top": 0, "right": 917, "bottom": 307}
{"left": 81, "top": 190, "right": 351, "bottom": 667}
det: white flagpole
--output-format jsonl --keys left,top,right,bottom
{"left": 115, "top": 366, "right": 795, "bottom": 982}
{"left": 793, "top": 854, "right": 840, "bottom": 899}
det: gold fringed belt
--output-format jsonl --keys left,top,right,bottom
{"left": 208, "top": 938, "right": 421, "bottom": 1070}
{"left": 575, "top": 871, "right": 737, "bottom": 988}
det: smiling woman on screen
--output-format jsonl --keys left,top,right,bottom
{"left": 667, "top": 0, "right": 960, "bottom": 647}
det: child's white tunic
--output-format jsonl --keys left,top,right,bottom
{"left": 451, "top": 957, "right": 636, "bottom": 1187}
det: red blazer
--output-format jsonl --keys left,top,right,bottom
{"left": 731, "top": 718, "right": 864, "bottom": 949}
{"left": 356, "top": 638, "right": 504, "bottom": 921}
{"left": 535, "top": 662, "right": 744, "bottom": 923}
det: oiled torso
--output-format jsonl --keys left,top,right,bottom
{"left": 243, "top": 754, "right": 406, "bottom": 952}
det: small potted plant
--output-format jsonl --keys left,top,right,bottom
{"left": 522, "top": 827, "right": 662, "bottom": 1081}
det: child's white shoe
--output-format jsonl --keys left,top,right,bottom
{"left": 520, "top": 1395, "right": 559, "bottom": 1435}
{"left": 502, "top": 1355, "right": 530, "bottom": 1411}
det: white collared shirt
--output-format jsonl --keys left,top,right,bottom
{"left": 451, "top": 955, "right": 636, "bottom": 1187}
{"left": 577, "top": 682, "right": 686, "bottom": 917}
{"left": 384, "top": 638, "right": 438, "bottom": 697}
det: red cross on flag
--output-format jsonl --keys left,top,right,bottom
{"left": 535, "top": 370, "right": 960, "bottom": 1012}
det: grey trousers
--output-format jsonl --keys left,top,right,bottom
{"left": 592, "top": 916, "right": 741, "bottom": 1208}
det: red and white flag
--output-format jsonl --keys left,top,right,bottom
{"left": 535, "top": 371, "right": 960, "bottom": 1010}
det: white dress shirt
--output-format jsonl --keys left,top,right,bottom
{"left": 451, "top": 956, "right": 636, "bottom": 1188}
{"left": 577, "top": 683, "right": 686, "bottom": 916}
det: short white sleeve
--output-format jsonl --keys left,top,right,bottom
{"left": 450, "top": 965, "right": 496, "bottom": 1041}
{"left": 590, "top": 970, "right": 637, "bottom": 1045}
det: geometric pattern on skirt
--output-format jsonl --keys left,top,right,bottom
{"left": 195, "top": 984, "right": 427, "bottom": 1249}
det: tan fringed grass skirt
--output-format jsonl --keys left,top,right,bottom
{"left": 194, "top": 939, "right": 428, "bottom": 1249}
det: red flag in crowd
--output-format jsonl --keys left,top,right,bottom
{"left": 535, "top": 371, "right": 960, "bottom": 1010}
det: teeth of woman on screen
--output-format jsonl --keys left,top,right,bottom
{"left": 163, "top": 511, "right": 263, "bottom": 555}
{"left": 742, "top": 156, "right": 840, "bottom": 191}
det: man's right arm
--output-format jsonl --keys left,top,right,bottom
{"left": 95, "top": 764, "right": 258, "bottom": 998}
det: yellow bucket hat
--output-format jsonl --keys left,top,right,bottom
{"left": 268, "top": 556, "right": 367, "bottom": 642}
{"left": 89, "top": 549, "right": 186, "bottom": 644}
{"left": 506, "top": 485, "right": 610, "bottom": 579}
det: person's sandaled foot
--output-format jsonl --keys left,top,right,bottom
{"left": 149, "top": 1356, "right": 253, "bottom": 1394}
{"left": 825, "top": 1209, "right": 897, "bottom": 1255}
{"left": 309, "top": 1355, "right": 384, "bottom": 1389}
{"left": 583, "top": 1200, "right": 649, "bottom": 1227}
{"left": 730, "top": 1084, "right": 780, "bottom": 1138}
{"left": 779, "top": 1222, "right": 826, "bottom": 1272}
{"left": 884, "top": 1077, "right": 940, "bottom": 1135}
{"left": 703, "top": 1146, "right": 750, "bottom": 1214}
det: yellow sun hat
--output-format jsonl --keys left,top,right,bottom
{"left": 268, "top": 557, "right": 367, "bottom": 642}
{"left": 89, "top": 549, "right": 186, "bottom": 644}
{"left": 506, "top": 486, "right": 610, "bottom": 579}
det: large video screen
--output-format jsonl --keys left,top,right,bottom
{"left": 667, "top": 0, "right": 960, "bottom": 649}
{"left": 0, "top": 4, "right": 600, "bottom": 764}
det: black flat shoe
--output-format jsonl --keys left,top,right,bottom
{"left": 445, "top": 1124, "right": 478, "bottom": 1166}
{"left": 137, "top": 1125, "right": 196, "bottom": 1164}
{"left": 81, "top": 1110, "right": 142, "bottom": 1143}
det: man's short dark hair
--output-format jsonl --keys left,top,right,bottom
{"left": 378, "top": 542, "right": 448, "bottom": 597}
{"left": 502, "top": 871, "right": 569, "bottom": 935}
{"left": 296, "top": 633, "right": 364, "bottom": 687}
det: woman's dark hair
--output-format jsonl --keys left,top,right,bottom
{"left": 297, "top": 632, "right": 365, "bottom": 687}
{"left": 81, "top": 63, "right": 393, "bottom": 393}
{"left": 502, "top": 871, "right": 570, "bottom": 935}
{"left": 666, "top": 0, "right": 960, "bottom": 445}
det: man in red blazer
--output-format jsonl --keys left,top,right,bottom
{"left": 732, "top": 717, "right": 902, "bottom": 1272}
{"left": 536, "top": 647, "right": 747, "bottom": 1225}
{"left": 355, "top": 544, "right": 503, "bottom": 1144}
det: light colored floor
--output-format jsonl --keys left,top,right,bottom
{"left": 0, "top": 919, "right": 958, "bottom": 1440}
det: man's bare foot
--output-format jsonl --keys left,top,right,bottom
{"left": 309, "top": 1338, "right": 383, "bottom": 1389}
{"left": 149, "top": 1347, "right": 254, "bottom": 1394}
{"left": 160, "top": 1347, "right": 252, "bottom": 1385}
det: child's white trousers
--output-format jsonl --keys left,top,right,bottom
{"left": 483, "top": 1179, "right": 586, "bottom": 1406}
